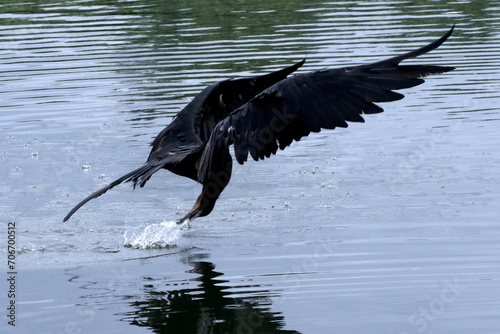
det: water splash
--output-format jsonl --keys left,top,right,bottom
{"left": 123, "top": 220, "right": 189, "bottom": 249}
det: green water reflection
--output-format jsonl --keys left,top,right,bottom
{"left": 2, "top": 0, "right": 500, "bottom": 333}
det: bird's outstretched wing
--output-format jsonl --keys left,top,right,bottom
{"left": 198, "top": 26, "right": 455, "bottom": 183}
{"left": 64, "top": 61, "right": 305, "bottom": 222}
{"left": 63, "top": 163, "right": 160, "bottom": 222}
{"left": 194, "top": 59, "right": 306, "bottom": 142}
{"left": 149, "top": 59, "right": 305, "bottom": 158}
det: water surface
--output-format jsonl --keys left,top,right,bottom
{"left": 1, "top": 0, "right": 500, "bottom": 333}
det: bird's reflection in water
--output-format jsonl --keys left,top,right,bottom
{"left": 120, "top": 261, "right": 300, "bottom": 334}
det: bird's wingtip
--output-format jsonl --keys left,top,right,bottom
{"left": 445, "top": 24, "right": 455, "bottom": 38}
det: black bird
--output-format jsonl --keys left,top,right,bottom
{"left": 64, "top": 26, "right": 455, "bottom": 224}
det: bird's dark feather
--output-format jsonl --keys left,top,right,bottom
{"left": 65, "top": 26, "right": 454, "bottom": 223}
{"left": 198, "top": 26, "right": 455, "bottom": 184}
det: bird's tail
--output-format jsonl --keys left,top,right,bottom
{"left": 63, "top": 162, "right": 162, "bottom": 222}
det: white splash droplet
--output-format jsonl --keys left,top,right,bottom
{"left": 123, "top": 220, "right": 189, "bottom": 249}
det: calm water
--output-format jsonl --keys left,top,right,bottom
{"left": 1, "top": 0, "right": 500, "bottom": 333}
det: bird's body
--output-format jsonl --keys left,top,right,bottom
{"left": 64, "top": 27, "right": 455, "bottom": 224}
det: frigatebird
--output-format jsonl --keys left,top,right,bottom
{"left": 64, "top": 26, "right": 455, "bottom": 224}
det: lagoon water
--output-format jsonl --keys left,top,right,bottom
{"left": 1, "top": 1, "right": 500, "bottom": 333}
